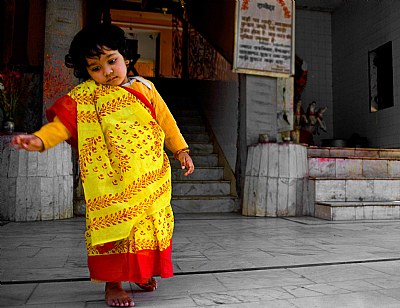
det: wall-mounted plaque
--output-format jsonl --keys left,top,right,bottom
{"left": 233, "top": 0, "right": 295, "bottom": 77}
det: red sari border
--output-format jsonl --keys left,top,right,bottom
{"left": 87, "top": 241, "right": 173, "bottom": 283}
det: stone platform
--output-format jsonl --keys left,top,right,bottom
{"left": 0, "top": 135, "right": 73, "bottom": 221}
{"left": 309, "top": 146, "right": 400, "bottom": 221}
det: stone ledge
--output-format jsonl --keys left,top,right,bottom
{"left": 315, "top": 201, "right": 400, "bottom": 221}
{"left": 308, "top": 146, "right": 400, "bottom": 159}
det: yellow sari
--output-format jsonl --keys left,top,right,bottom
{"left": 53, "top": 80, "right": 174, "bottom": 282}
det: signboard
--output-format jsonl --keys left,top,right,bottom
{"left": 233, "top": 0, "right": 295, "bottom": 77}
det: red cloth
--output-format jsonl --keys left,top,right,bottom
{"left": 46, "top": 95, "right": 78, "bottom": 148}
{"left": 88, "top": 241, "right": 173, "bottom": 283}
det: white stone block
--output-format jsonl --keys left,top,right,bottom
{"left": 296, "top": 178, "right": 304, "bottom": 215}
{"left": 288, "top": 144, "right": 298, "bottom": 178}
{"left": 0, "top": 177, "right": 10, "bottom": 220}
{"left": 37, "top": 151, "right": 48, "bottom": 177}
{"left": 15, "top": 177, "right": 29, "bottom": 221}
{"left": 0, "top": 148, "right": 10, "bottom": 175}
{"left": 359, "top": 205, "right": 373, "bottom": 220}
{"left": 66, "top": 176, "right": 74, "bottom": 217}
{"left": 55, "top": 145, "right": 63, "bottom": 176}
{"left": 268, "top": 143, "right": 279, "bottom": 178}
{"left": 314, "top": 203, "right": 332, "bottom": 220}
{"left": 41, "top": 177, "right": 55, "bottom": 220}
{"left": 266, "top": 177, "right": 278, "bottom": 216}
{"left": 245, "top": 146, "right": 255, "bottom": 177}
{"left": 250, "top": 145, "right": 262, "bottom": 176}
{"left": 61, "top": 143, "right": 70, "bottom": 176}
{"left": 60, "top": 176, "right": 69, "bottom": 219}
{"left": 25, "top": 177, "right": 41, "bottom": 221}
{"left": 53, "top": 177, "right": 61, "bottom": 219}
{"left": 336, "top": 159, "right": 362, "bottom": 178}
{"left": 302, "top": 179, "right": 315, "bottom": 216}
{"left": 372, "top": 205, "right": 396, "bottom": 220}
{"left": 259, "top": 145, "right": 269, "bottom": 177}
{"left": 373, "top": 180, "right": 400, "bottom": 201}
{"left": 278, "top": 144, "right": 289, "bottom": 178}
{"left": 388, "top": 160, "right": 400, "bottom": 178}
{"left": 255, "top": 176, "right": 268, "bottom": 216}
{"left": 332, "top": 206, "right": 356, "bottom": 221}
{"left": 47, "top": 148, "right": 55, "bottom": 177}
{"left": 362, "top": 159, "right": 388, "bottom": 178}
{"left": 27, "top": 151, "right": 38, "bottom": 177}
{"left": 287, "top": 178, "right": 297, "bottom": 216}
{"left": 8, "top": 149, "right": 19, "bottom": 178}
{"left": 301, "top": 145, "right": 308, "bottom": 177}
{"left": 309, "top": 157, "right": 336, "bottom": 178}
{"left": 315, "top": 179, "right": 345, "bottom": 201}
{"left": 18, "top": 150, "right": 28, "bottom": 177}
{"left": 277, "top": 177, "right": 289, "bottom": 216}
{"left": 242, "top": 175, "right": 256, "bottom": 216}
{"left": 346, "top": 180, "right": 374, "bottom": 201}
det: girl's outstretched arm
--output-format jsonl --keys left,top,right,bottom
{"left": 11, "top": 134, "right": 44, "bottom": 152}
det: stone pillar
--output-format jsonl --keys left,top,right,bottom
{"left": 242, "top": 143, "right": 308, "bottom": 217}
{"left": 237, "top": 74, "right": 278, "bottom": 202}
{"left": 43, "top": 0, "right": 84, "bottom": 216}
{"left": 43, "top": 0, "right": 82, "bottom": 113}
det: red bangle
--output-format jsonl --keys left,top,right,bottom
{"left": 174, "top": 148, "right": 190, "bottom": 160}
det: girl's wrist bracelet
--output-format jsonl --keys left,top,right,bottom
{"left": 174, "top": 148, "right": 190, "bottom": 160}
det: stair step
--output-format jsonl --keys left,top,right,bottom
{"left": 171, "top": 167, "right": 224, "bottom": 181}
{"left": 315, "top": 201, "right": 400, "bottom": 221}
{"left": 166, "top": 143, "right": 213, "bottom": 155}
{"left": 171, "top": 195, "right": 239, "bottom": 213}
{"left": 179, "top": 125, "right": 206, "bottom": 133}
{"left": 181, "top": 133, "right": 210, "bottom": 142}
{"left": 170, "top": 109, "right": 201, "bottom": 117}
{"left": 313, "top": 178, "right": 400, "bottom": 203}
{"left": 172, "top": 180, "right": 231, "bottom": 196}
{"left": 309, "top": 157, "right": 400, "bottom": 178}
{"left": 170, "top": 154, "right": 219, "bottom": 167}
{"left": 176, "top": 116, "right": 204, "bottom": 126}
{"left": 308, "top": 147, "right": 400, "bottom": 160}
{"left": 188, "top": 143, "right": 213, "bottom": 154}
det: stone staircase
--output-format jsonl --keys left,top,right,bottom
{"left": 154, "top": 79, "right": 239, "bottom": 213}
{"left": 308, "top": 147, "right": 400, "bottom": 221}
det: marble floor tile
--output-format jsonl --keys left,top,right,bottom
{"left": 290, "top": 263, "right": 390, "bottom": 283}
{"left": 287, "top": 290, "right": 400, "bottom": 308}
{"left": 2, "top": 214, "right": 400, "bottom": 307}
{"left": 26, "top": 281, "right": 104, "bottom": 305}
{"left": 0, "top": 283, "right": 37, "bottom": 307}
{"left": 215, "top": 268, "right": 313, "bottom": 291}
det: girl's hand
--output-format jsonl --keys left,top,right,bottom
{"left": 11, "top": 134, "right": 44, "bottom": 152}
{"left": 177, "top": 152, "right": 194, "bottom": 176}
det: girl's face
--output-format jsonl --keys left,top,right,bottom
{"left": 85, "top": 48, "right": 129, "bottom": 86}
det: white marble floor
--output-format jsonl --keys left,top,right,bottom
{"left": 2, "top": 213, "right": 400, "bottom": 307}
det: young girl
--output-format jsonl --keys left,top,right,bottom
{"left": 12, "top": 24, "right": 194, "bottom": 307}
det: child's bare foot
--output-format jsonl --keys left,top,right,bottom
{"left": 135, "top": 277, "right": 157, "bottom": 292}
{"left": 105, "top": 282, "right": 134, "bottom": 307}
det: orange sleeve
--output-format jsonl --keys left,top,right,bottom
{"left": 129, "top": 79, "right": 188, "bottom": 153}
{"left": 33, "top": 116, "right": 71, "bottom": 150}
{"left": 46, "top": 94, "right": 78, "bottom": 148}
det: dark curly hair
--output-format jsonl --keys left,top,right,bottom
{"left": 65, "top": 24, "right": 128, "bottom": 80}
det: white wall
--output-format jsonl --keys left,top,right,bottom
{"left": 332, "top": 2, "right": 400, "bottom": 148}
{"left": 197, "top": 80, "right": 239, "bottom": 171}
{"left": 295, "top": 9, "right": 334, "bottom": 145}
{"left": 245, "top": 75, "right": 277, "bottom": 145}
